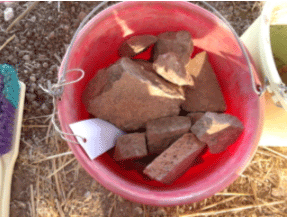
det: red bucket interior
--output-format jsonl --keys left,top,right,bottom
{"left": 57, "top": 1, "right": 264, "bottom": 206}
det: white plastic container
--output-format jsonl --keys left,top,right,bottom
{"left": 241, "top": 1, "right": 287, "bottom": 110}
{"left": 241, "top": 1, "right": 287, "bottom": 146}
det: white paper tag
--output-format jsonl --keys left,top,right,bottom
{"left": 69, "top": 118, "right": 125, "bottom": 160}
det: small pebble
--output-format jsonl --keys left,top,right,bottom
{"left": 134, "top": 207, "right": 143, "bottom": 215}
{"left": 84, "top": 191, "right": 91, "bottom": 199}
{"left": 8, "top": 55, "right": 14, "bottom": 61}
{"left": 228, "top": 6, "right": 234, "bottom": 12}
{"left": 48, "top": 16, "right": 53, "bottom": 21}
{"left": 30, "top": 16, "right": 36, "bottom": 22}
{"left": 48, "top": 31, "right": 55, "bottom": 39}
{"left": 21, "top": 39, "right": 27, "bottom": 45}
{"left": 4, "top": 7, "right": 14, "bottom": 21}
{"left": 78, "top": 11, "right": 87, "bottom": 21}
{"left": 156, "top": 208, "right": 167, "bottom": 217}
{"left": 31, "top": 83, "right": 37, "bottom": 89}
{"left": 32, "top": 101, "right": 40, "bottom": 108}
{"left": 71, "top": 6, "right": 75, "bottom": 13}
{"left": 117, "top": 195, "right": 124, "bottom": 203}
{"left": 26, "top": 94, "right": 37, "bottom": 102}
{"left": 30, "top": 75, "right": 36, "bottom": 82}
{"left": 43, "top": 62, "right": 49, "bottom": 68}
{"left": 35, "top": 63, "right": 41, "bottom": 69}
{"left": 63, "top": 25, "right": 70, "bottom": 32}
{"left": 23, "top": 55, "right": 31, "bottom": 61}
{"left": 41, "top": 103, "right": 50, "bottom": 114}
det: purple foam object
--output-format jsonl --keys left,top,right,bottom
{"left": 0, "top": 74, "right": 16, "bottom": 156}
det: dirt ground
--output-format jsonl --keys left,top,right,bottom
{"left": 0, "top": 1, "right": 287, "bottom": 217}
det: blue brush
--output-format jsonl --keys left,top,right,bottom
{"left": 0, "top": 64, "right": 20, "bottom": 156}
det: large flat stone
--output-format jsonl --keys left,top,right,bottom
{"left": 191, "top": 112, "right": 244, "bottom": 154}
{"left": 153, "top": 31, "right": 193, "bottom": 65}
{"left": 114, "top": 133, "right": 148, "bottom": 161}
{"left": 82, "top": 57, "right": 185, "bottom": 131}
{"left": 153, "top": 52, "right": 194, "bottom": 86}
{"left": 143, "top": 133, "right": 206, "bottom": 184}
{"left": 133, "top": 59, "right": 154, "bottom": 72}
{"left": 181, "top": 51, "right": 227, "bottom": 112}
{"left": 119, "top": 34, "right": 158, "bottom": 57}
{"left": 146, "top": 116, "right": 191, "bottom": 154}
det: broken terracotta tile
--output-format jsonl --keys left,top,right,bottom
{"left": 154, "top": 31, "right": 193, "bottom": 65}
{"left": 82, "top": 57, "right": 185, "bottom": 131}
{"left": 153, "top": 52, "right": 194, "bottom": 86}
{"left": 191, "top": 112, "right": 244, "bottom": 154}
{"left": 119, "top": 34, "right": 158, "bottom": 57}
{"left": 114, "top": 133, "right": 148, "bottom": 161}
{"left": 181, "top": 51, "right": 227, "bottom": 112}
{"left": 146, "top": 116, "right": 191, "bottom": 154}
{"left": 133, "top": 59, "right": 154, "bottom": 72}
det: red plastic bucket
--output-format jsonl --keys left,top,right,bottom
{"left": 57, "top": 1, "right": 265, "bottom": 206}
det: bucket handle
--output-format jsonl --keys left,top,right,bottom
{"left": 200, "top": 2, "right": 266, "bottom": 96}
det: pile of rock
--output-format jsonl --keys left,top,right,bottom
{"left": 82, "top": 31, "right": 244, "bottom": 184}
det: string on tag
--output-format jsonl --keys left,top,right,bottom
{"left": 39, "top": 1, "right": 109, "bottom": 144}
{"left": 39, "top": 69, "right": 87, "bottom": 144}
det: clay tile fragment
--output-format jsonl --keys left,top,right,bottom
{"left": 154, "top": 31, "right": 193, "bottom": 65}
{"left": 119, "top": 34, "right": 158, "bottom": 57}
{"left": 114, "top": 133, "right": 148, "bottom": 161}
{"left": 82, "top": 57, "right": 185, "bottom": 131}
{"left": 146, "top": 116, "right": 191, "bottom": 154}
{"left": 181, "top": 51, "right": 227, "bottom": 112}
{"left": 153, "top": 52, "right": 194, "bottom": 86}
{"left": 191, "top": 112, "right": 244, "bottom": 154}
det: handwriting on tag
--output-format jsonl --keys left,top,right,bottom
{"left": 69, "top": 118, "right": 125, "bottom": 160}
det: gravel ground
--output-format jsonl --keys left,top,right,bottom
{"left": 2, "top": 1, "right": 286, "bottom": 217}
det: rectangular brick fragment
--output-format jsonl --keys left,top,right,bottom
{"left": 187, "top": 112, "right": 205, "bottom": 125}
{"left": 119, "top": 34, "right": 158, "bottom": 57}
{"left": 181, "top": 51, "right": 227, "bottom": 112}
{"left": 191, "top": 112, "right": 244, "bottom": 154}
{"left": 146, "top": 116, "right": 191, "bottom": 154}
{"left": 143, "top": 133, "right": 206, "bottom": 184}
{"left": 114, "top": 133, "right": 148, "bottom": 161}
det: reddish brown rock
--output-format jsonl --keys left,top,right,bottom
{"left": 191, "top": 112, "right": 244, "bottom": 154}
{"left": 154, "top": 31, "right": 193, "bottom": 65}
{"left": 82, "top": 57, "right": 185, "bottom": 131}
{"left": 181, "top": 51, "right": 227, "bottom": 112}
{"left": 133, "top": 59, "right": 154, "bottom": 72}
{"left": 153, "top": 52, "right": 194, "bottom": 86}
{"left": 187, "top": 112, "right": 205, "bottom": 125}
{"left": 119, "top": 34, "right": 158, "bottom": 57}
{"left": 146, "top": 116, "right": 191, "bottom": 154}
{"left": 114, "top": 133, "right": 148, "bottom": 161}
{"left": 143, "top": 133, "right": 206, "bottom": 184}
